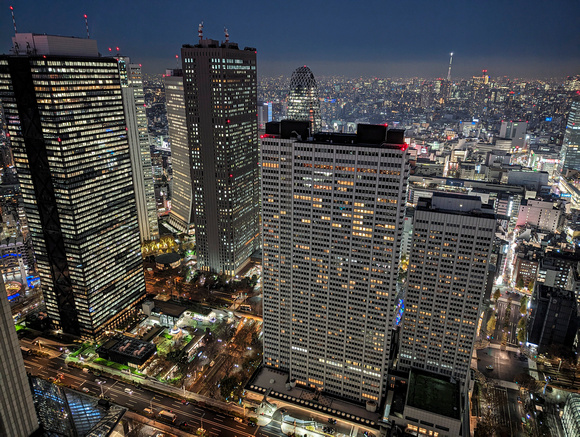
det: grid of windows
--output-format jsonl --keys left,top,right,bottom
{"left": 118, "top": 58, "right": 159, "bottom": 242}
{"left": 0, "top": 55, "right": 145, "bottom": 338}
{"left": 398, "top": 196, "right": 495, "bottom": 381}
{"left": 166, "top": 72, "right": 194, "bottom": 234}
{"left": 262, "top": 137, "right": 409, "bottom": 402}
{"left": 181, "top": 41, "right": 259, "bottom": 275}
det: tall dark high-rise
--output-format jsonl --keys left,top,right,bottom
{"left": 0, "top": 34, "right": 146, "bottom": 338}
{"left": 287, "top": 66, "right": 321, "bottom": 134}
{"left": 177, "top": 34, "right": 260, "bottom": 275}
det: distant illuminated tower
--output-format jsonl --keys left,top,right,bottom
{"left": 447, "top": 52, "right": 453, "bottom": 81}
{"left": 117, "top": 57, "right": 159, "bottom": 242}
{"left": 561, "top": 99, "right": 580, "bottom": 172}
{"left": 287, "top": 66, "right": 321, "bottom": 134}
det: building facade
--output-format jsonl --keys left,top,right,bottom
{"left": 117, "top": 57, "right": 159, "bottom": 242}
{"left": 561, "top": 99, "right": 580, "bottom": 172}
{"left": 562, "top": 393, "right": 580, "bottom": 437}
{"left": 262, "top": 121, "right": 409, "bottom": 402}
{"left": 0, "top": 34, "right": 146, "bottom": 338}
{"left": 527, "top": 284, "right": 578, "bottom": 353}
{"left": 165, "top": 69, "right": 194, "bottom": 234}
{"left": 399, "top": 193, "right": 496, "bottom": 381}
{"left": 499, "top": 120, "right": 527, "bottom": 149}
{"left": 516, "top": 199, "right": 562, "bottom": 232}
{"left": 287, "top": 66, "right": 321, "bottom": 134}
{"left": 180, "top": 38, "right": 260, "bottom": 275}
{"left": 0, "top": 277, "right": 38, "bottom": 436}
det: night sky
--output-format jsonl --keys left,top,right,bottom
{"left": 1, "top": 0, "right": 579, "bottom": 78}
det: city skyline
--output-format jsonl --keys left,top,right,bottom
{"left": 0, "top": 1, "right": 579, "bottom": 78}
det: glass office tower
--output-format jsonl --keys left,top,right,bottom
{"left": 561, "top": 99, "right": 580, "bottom": 172}
{"left": 0, "top": 34, "right": 145, "bottom": 338}
{"left": 287, "top": 66, "right": 321, "bottom": 134}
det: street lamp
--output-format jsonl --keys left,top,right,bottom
{"left": 150, "top": 396, "right": 156, "bottom": 410}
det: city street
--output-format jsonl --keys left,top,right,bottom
{"left": 23, "top": 353, "right": 283, "bottom": 437}
{"left": 477, "top": 347, "right": 530, "bottom": 383}
{"left": 489, "top": 296, "right": 522, "bottom": 346}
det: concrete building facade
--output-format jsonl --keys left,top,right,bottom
{"left": 399, "top": 193, "right": 496, "bottom": 382}
{"left": 261, "top": 121, "right": 409, "bottom": 403}
{"left": 118, "top": 57, "right": 159, "bottom": 242}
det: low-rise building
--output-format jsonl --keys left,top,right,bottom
{"left": 385, "top": 369, "right": 463, "bottom": 437}
{"left": 97, "top": 336, "right": 157, "bottom": 368}
{"left": 516, "top": 199, "right": 562, "bottom": 232}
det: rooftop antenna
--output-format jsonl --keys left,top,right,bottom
{"left": 447, "top": 52, "right": 453, "bottom": 82}
{"left": 198, "top": 21, "right": 203, "bottom": 43}
{"left": 9, "top": 6, "right": 17, "bottom": 34}
{"left": 175, "top": 54, "right": 179, "bottom": 69}
{"left": 84, "top": 14, "right": 90, "bottom": 39}
{"left": 224, "top": 27, "right": 229, "bottom": 43}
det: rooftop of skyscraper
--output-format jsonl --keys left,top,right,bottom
{"left": 405, "top": 369, "right": 461, "bottom": 420}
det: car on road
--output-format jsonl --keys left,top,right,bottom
{"left": 234, "top": 417, "right": 244, "bottom": 423}
{"left": 181, "top": 399, "right": 189, "bottom": 405}
{"left": 124, "top": 388, "right": 133, "bottom": 395}
{"left": 144, "top": 408, "right": 154, "bottom": 415}
{"left": 248, "top": 422, "right": 256, "bottom": 427}
{"left": 485, "top": 365, "right": 494, "bottom": 370}
{"left": 328, "top": 418, "right": 337, "bottom": 424}
{"left": 82, "top": 387, "right": 90, "bottom": 393}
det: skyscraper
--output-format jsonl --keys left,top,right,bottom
{"left": 287, "top": 66, "right": 321, "bottom": 134}
{"left": 165, "top": 69, "right": 194, "bottom": 235}
{"left": 561, "top": 99, "right": 580, "bottom": 172}
{"left": 0, "top": 34, "right": 145, "bottom": 338}
{"left": 117, "top": 56, "right": 159, "bottom": 242}
{"left": 398, "top": 193, "right": 496, "bottom": 382}
{"left": 261, "top": 121, "right": 409, "bottom": 402}
{"left": 179, "top": 36, "right": 260, "bottom": 275}
{"left": 0, "top": 276, "right": 38, "bottom": 436}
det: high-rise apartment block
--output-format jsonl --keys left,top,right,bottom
{"left": 117, "top": 57, "right": 159, "bottom": 242}
{"left": 287, "top": 66, "right": 321, "bottom": 134}
{"left": 178, "top": 37, "right": 260, "bottom": 275}
{"left": 561, "top": 99, "right": 580, "bottom": 172}
{"left": 165, "top": 69, "right": 194, "bottom": 235}
{"left": 262, "top": 121, "right": 409, "bottom": 402}
{"left": 399, "top": 193, "right": 495, "bottom": 381}
{"left": 0, "top": 277, "right": 38, "bottom": 436}
{"left": 0, "top": 34, "right": 145, "bottom": 338}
